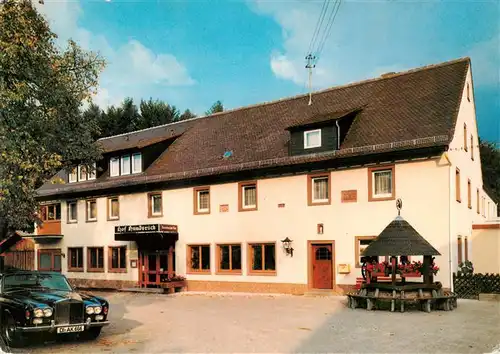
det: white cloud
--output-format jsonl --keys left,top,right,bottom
{"left": 467, "top": 34, "right": 500, "bottom": 86}
{"left": 33, "top": 0, "right": 195, "bottom": 109}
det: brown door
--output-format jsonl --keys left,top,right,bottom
{"left": 139, "top": 249, "right": 174, "bottom": 288}
{"left": 312, "top": 244, "right": 333, "bottom": 289}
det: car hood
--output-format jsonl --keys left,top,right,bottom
{"left": 5, "top": 289, "right": 101, "bottom": 308}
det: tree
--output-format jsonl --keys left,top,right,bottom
{"left": 205, "top": 100, "right": 223, "bottom": 115}
{"left": 479, "top": 139, "right": 500, "bottom": 214}
{"left": 138, "top": 98, "right": 180, "bottom": 129}
{"left": 0, "top": 0, "right": 105, "bottom": 240}
{"left": 178, "top": 109, "right": 197, "bottom": 121}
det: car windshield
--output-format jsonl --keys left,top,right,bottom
{"left": 3, "top": 273, "right": 72, "bottom": 292}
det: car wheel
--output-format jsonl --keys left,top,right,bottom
{"left": 81, "top": 327, "right": 102, "bottom": 341}
{"left": 1, "top": 313, "right": 25, "bottom": 348}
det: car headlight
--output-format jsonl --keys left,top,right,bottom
{"left": 93, "top": 306, "right": 102, "bottom": 314}
{"left": 43, "top": 308, "right": 53, "bottom": 317}
{"left": 86, "top": 306, "right": 94, "bottom": 315}
{"left": 33, "top": 308, "right": 44, "bottom": 318}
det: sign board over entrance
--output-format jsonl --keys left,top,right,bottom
{"left": 114, "top": 224, "right": 178, "bottom": 234}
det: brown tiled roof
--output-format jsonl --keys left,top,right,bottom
{"left": 362, "top": 215, "right": 441, "bottom": 256}
{"left": 36, "top": 57, "right": 470, "bottom": 197}
{"left": 285, "top": 107, "right": 362, "bottom": 130}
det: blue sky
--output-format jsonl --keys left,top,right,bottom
{"left": 38, "top": 0, "right": 499, "bottom": 143}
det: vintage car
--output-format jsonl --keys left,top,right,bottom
{"left": 0, "top": 270, "right": 109, "bottom": 348}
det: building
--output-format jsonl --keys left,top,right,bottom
{"left": 32, "top": 57, "right": 498, "bottom": 294}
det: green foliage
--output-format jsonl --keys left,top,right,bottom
{"left": 205, "top": 100, "right": 224, "bottom": 115}
{"left": 457, "top": 261, "right": 474, "bottom": 276}
{"left": 479, "top": 140, "right": 500, "bottom": 210}
{"left": 0, "top": 0, "right": 105, "bottom": 237}
{"left": 138, "top": 98, "right": 180, "bottom": 129}
{"left": 178, "top": 109, "right": 197, "bottom": 121}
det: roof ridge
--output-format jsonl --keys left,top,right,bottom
{"left": 97, "top": 57, "right": 470, "bottom": 142}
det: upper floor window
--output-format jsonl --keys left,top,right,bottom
{"left": 467, "top": 179, "right": 472, "bottom": 209}
{"left": 69, "top": 162, "right": 96, "bottom": 183}
{"left": 308, "top": 174, "right": 330, "bottom": 206}
{"left": 238, "top": 182, "right": 257, "bottom": 211}
{"left": 456, "top": 168, "right": 461, "bottom": 203}
{"left": 194, "top": 187, "right": 210, "bottom": 214}
{"left": 148, "top": 192, "right": 163, "bottom": 217}
{"left": 40, "top": 203, "right": 61, "bottom": 222}
{"left": 463, "top": 123, "right": 468, "bottom": 152}
{"left": 86, "top": 199, "right": 97, "bottom": 222}
{"left": 109, "top": 153, "right": 142, "bottom": 177}
{"left": 108, "top": 197, "right": 120, "bottom": 220}
{"left": 110, "top": 157, "right": 120, "bottom": 177}
{"left": 67, "top": 201, "right": 77, "bottom": 223}
{"left": 477, "top": 188, "right": 480, "bottom": 214}
{"left": 368, "top": 166, "right": 395, "bottom": 201}
{"left": 304, "top": 129, "right": 321, "bottom": 149}
{"left": 467, "top": 82, "right": 470, "bottom": 102}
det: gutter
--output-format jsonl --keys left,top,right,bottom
{"left": 445, "top": 152, "right": 454, "bottom": 292}
{"left": 335, "top": 120, "right": 341, "bottom": 150}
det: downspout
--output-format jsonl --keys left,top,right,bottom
{"left": 335, "top": 120, "right": 341, "bottom": 150}
{"left": 445, "top": 151, "right": 454, "bottom": 292}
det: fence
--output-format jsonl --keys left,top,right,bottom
{"left": 453, "top": 273, "right": 500, "bottom": 299}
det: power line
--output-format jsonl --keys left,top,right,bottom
{"left": 315, "top": 0, "right": 342, "bottom": 63}
{"left": 307, "top": 0, "right": 330, "bottom": 55}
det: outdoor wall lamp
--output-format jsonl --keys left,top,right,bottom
{"left": 281, "top": 237, "right": 294, "bottom": 257}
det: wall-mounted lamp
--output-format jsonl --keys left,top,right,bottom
{"left": 281, "top": 237, "right": 294, "bottom": 257}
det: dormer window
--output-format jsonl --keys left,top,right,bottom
{"left": 110, "top": 158, "right": 120, "bottom": 177}
{"left": 121, "top": 155, "right": 131, "bottom": 175}
{"left": 69, "top": 162, "right": 96, "bottom": 183}
{"left": 132, "top": 153, "right": 142, "bottom": 174}
{"left": 304, "top": 129, "right": 321, "bottom": 149}
{"left": 78, "top": 165, "right": 87, "bottom": 182}
{"left": 69, "top": 168, "right": 77, "bottom": 183}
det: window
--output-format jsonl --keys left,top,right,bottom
{"left": 248, "top": 243, "right": 276, "bottom": 275}
{"left": 107, "top": 197, "right": 119, "bottom": 220}
{"left": 67, "top": 247, "right": 83, "bottom": 272}
{"left": 239, "top": 182, "right": 257, "bottom": 211}
{"left": 88, "top": 247, "right": 104, "bottom": 272}
{"left": 470, "top": 135, "right": 474, "bottom": 160}
{"left": 477, "top": 189, "right": 480, "bottom": 214}
{"left": 121, "top": 155, "right": 131, "bottom": 175}
{"left": 457, "top": 236, "right": 463, "bottom": 265}
{"left": 217, "top": 244, "right": 242, "bottom": 274}
{"left": 69, "top": 168, "right": 77, "bottom": 183}
{"left": 86, "top": 199, "right": 97, "bottom": 222}
{"left": 368, "top": 166, "right": 395, "bottom": 201}
{"left": 193, "top": 187, "right": 210, "bottom": 214}
{"left": 110, "top": 157, "right": 120, "bottom": 177}
{"left": 40, "top": 204, "right": 61, "bottom": 222}
{"left": 187, "top": 245, "right": 211, "bottom": 273}
{"left": 304, "top": 129, "right": 321, "bottom": 149}
{"left": 132, "top": 153, "right": 142, "bottom": 174}
{"left": 464, "top": 236, "right": 469, "bottom": 262}
{"left": 148, "top": 192, "right": 162, "bottom": 217}
{"left": 67, "top": 201, "right": 77, "bottom": 223}
{"left": 467, "top": 179, "right": 472, "bottom": 209}
{"left": 482, "top": 197, "right": 486, "bottom": 216}
{"left": 467, "top": 82, "right": 470, "bottom": 102}
{"left": 355, "top": 236, "right": 378, "bottom": 268}
{"left": 38, "top": 249, "right": 61, "bottom": 272}
{"left": 78, "top": 165, "right": 87, "bottom": 182}
{"left": 308, "top": 174, "right": 330, "bottom": 205}
{"left": 109, "top": 246, "right": 127, "bottom": 272}
{"left": 463, "top": 123, "right": 468, "bottom": 152}
{"left": 88, "top": 162, "right": 97, "bottom": 180}
{"left": 456, "top": 168, "right": 461, "bottom": 202}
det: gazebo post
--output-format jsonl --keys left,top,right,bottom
{"left": 423, "top": 255, "right": 431, "bottom": 285}
{"left": 391, "top": 256, "right": 397, "bottom": 285}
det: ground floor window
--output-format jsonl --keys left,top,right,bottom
{"left": 187, "top": 244, "right": 210, "bottom": 273}
{"left": 248, "top": 243, "right": 276, "bottom": 275}
{"left": 68, "top": 247, "right": 83, "bottom": 272}
{"left": 88, "top": 247, "right": 104, "bottom": 272}
{"left": 354, "top": 236, "right": 377, "bottom": 268}
{"left": 217, "top": 244, "right": 241, "bottom": 274}
{"left": 38, "top": 249, "right": 61, "bottom": 272}
{"left": 109, "top": 246, "right": 127, "bottom": 272}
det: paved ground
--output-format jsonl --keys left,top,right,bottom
{"left": 8, "top": 291, "right": 500, "bottom": 353}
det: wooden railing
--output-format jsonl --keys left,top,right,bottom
{"left": 37, "top": 220, "right": 61, "bottom": 235}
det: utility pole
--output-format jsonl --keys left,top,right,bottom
{"left": 305, "top": 54, "right": 316, "bottom": 106}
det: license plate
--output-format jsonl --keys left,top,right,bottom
{"left": 57, "top": 325, "right": 85, "bottom": 334}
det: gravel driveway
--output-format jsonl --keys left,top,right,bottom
{"left": 8, "top": 291, "right": 500, "bottom": 353}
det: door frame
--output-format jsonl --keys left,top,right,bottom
{"left": 138, "top": 247, "right": 175, "bottom": 288}
{"left": 307, "top": 240, "right": 336, "bottom": 290}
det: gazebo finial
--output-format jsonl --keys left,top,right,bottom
{"left": 396, "top": 198, "right": 402, "bottom": 216}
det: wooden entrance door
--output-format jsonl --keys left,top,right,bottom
{"left": 139, "top": 248, "right": 175, "bottom": 288}
{"left": 312, "top": 244, "right": 333, "bottom": 289}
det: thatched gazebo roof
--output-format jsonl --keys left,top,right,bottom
{"left": 362, "top": 215, "right": 441, "bottom": 257}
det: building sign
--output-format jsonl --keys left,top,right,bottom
{"left": 219, "top": 204, "right": 229, "bottom": 213}
{"left": 115, "top": 224, "right": 178, "bottom": 234}
{"left": 341, "top": 190, "right": 357, "bottom": 203}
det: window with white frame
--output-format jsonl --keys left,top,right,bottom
{"left": 86, "top": 199, "right": 97, "bottom": 221}
{"left": 67, "top": 201, "right": 78, "bottom": 223}
{"left": 149, "top": 193, "right": 162, "bottom": 217}
{"left": 121, "top": 155, "right": 131, "bottom": 175}
{"left": 196, "top": 188, "right": 210, "bottom": 213}
{"left": 311, "top": 176, "right": 329, "bottom": 203}
{"left": 108, "top": 197, "right": 119, "bottom": 220}
{"left": 110, "top": 157, "right": 120, "bottom": 177}
{"left": 132, "top": 153, "right": 142, "bottom": 174}
{"left": 88, "top": 162, "right": 96, "bottom": 180}
{"left": 242, "top": 184, "right": 257, "bottom": 209}
{"left": 78, "top": 165, "right": 87, "bottom": 182}
{"left": 304, "top": 129, "right": 321, "bottom": 149}
{"left": 69, "top": 168, "right": 77, "bottom": 183}
{"left": 372, "top": 169, "right": 393, "bottom": 198}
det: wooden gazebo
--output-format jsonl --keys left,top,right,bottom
{"left": 347, "top": 199, "right": 457, "bottom": 312}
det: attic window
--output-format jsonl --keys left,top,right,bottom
{"left": 304, "top": 129, "right": 321, "bottom": 149}
{"left": 467, "top": 82, "right": 470, "bottom": 102}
